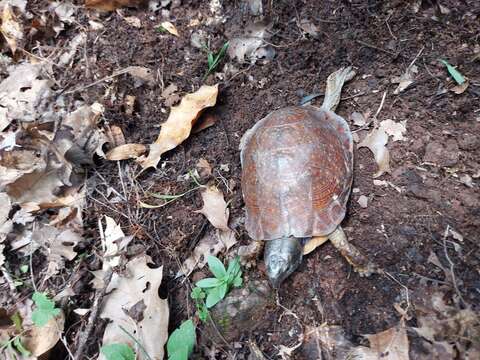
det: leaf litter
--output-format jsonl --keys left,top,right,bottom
{"left": 99, "top": 255, "right": 169, "bottom": 360}
{"left": 107, "top": 84, "right": 219, "bottom": 168}
{"left": 178, "top": 185, "right": 237, "bottom": 277}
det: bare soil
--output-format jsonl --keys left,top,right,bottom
{"left": 14, "top": 0, "right": 480, "bottom": 358}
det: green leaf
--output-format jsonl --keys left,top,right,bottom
{"left": 31, "top": 292, "right": 60, "bottom": 327}
{"left": 167, "top": 319, "right": 196, "bottom": 360}
{"left": 13, "top": 337, "right": 31, "bottom": 356}
{"left": 101, "top": 343, "right": 135, "bottom": 360}
{"left": 20, "top": 265, "right": 28, "bottom": 273}
{"left": 10, "top": 312, "right": 22, "bottom": 331}
{"left": 205, "top": 286, "right": 225, "bottom": 308}
{"left": 207, "top": 255, "right": 226, "bottom": 279}
{"left": 233, "top": 274, "right": 243, "bottom": 288}
{"left": 207, "top": 52, "right": 214, "bottom": 68}
{"left": 190, "top": 287, "right": 205, "bottom": 300}
{"left": 226, "top": 256, "right": 241, "bottom": 280}
{"left": 439, "top": 59, "right": 466, "bottom": 85}
{"left": 196, "top": 277, "right": 222, "bottom": 288}
{"left": 198, "top": 307, "right": 209, "bottom": 322}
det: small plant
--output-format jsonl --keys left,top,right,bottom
{"left": 203, "top": 42, "right": 229, "bottom": 79}
{"left": 194, "top": 255, "right": 242, "bottom": 309}
{"left": 190, "top": 287, "right": 209, "bottom": 322}
{"left": 100, "top": 343, "right": 135, "bottom": 360}
{"left": 167, "top": 319, "right": 196, "bottom": 360}
{"left": 140, "top": 170, "right": 203, "bottom": 209}
{"left": 439, "top": 59, "right": 465, "bottom": 85}
{"left": 31, "top": 292, "right": 60, "bottom": 327}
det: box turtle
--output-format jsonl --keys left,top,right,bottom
{"left": 240, "top": 67, "right": 376, "bottom": 288}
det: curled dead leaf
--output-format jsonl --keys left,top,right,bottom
{"left": 358, "top": 127, "right": 391, "bottom": 178}
{"left": 380, "top": 119, "right": 407, "bottom": 142}
{"left": 352, "top": 320, "right": 409, "bottom": 360}
{"left": 137, "top": 84, "right": 218, "bottom": 169}
{"left": 195, "top": 185, "right": 230, "bottom": 231}
{"left": 106, "top": 143, "right": 147, "bottom": 160}
{"left": 160, "top": 21, "right": 179, "bottom": 36}
{"left": 451, "top": 81, "right": 469, "bottom": 94}
{"left": 392, "top": 65, "right": 418, "bottom": 94}
{"left": 1, "top": 4, "right": 23, "bottom": 53}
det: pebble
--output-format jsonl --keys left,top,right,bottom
{"left": 458, "top": 133, "right": 478, "bottom": 151}
{"left": 423, "top": 140, "right": 459, "bottom": 167}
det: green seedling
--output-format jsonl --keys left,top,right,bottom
{"left": 190, "top": 287, "right": 209, "bottom": 322}
{"left": 140, "top": 170, "right": 204, "bottom": 209}
{"left": 101, "top": 343, "right": 135, "bottom": 360}
{"left": 31, "top": 292, "right": 60, "bottom": 327}
{"left": 167, "top": 319, "right": 196, "bottom": 360}
{"left": 439, "top": 59, "right": 466, "bottom": 85}
{"left": 203, "top": 42, "right": 229, "bottom": 79}
{"left": 195, "top": 255, "right": 243, "bottom": 308}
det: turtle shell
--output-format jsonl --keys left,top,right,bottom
{"left": 241, "top": 106, "right": 353, "bottom": 240}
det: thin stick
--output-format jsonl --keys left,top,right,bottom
{"left": 408, "top": 45, "right": 425, "bottom": 69}
{"left": 73, "top": 268, "right": 113, "bottom": 360}
{"left": 356, "top": 40, "right": 398, "bottom": 57}
{"left": 64, "top": 68, "right": 133, "bottom": 95}
{"left": 443, "top": 225, "right": 465, "bottom": 306}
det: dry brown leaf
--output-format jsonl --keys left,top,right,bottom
{"left": 106, "top": 143, "right": 147, "bottom": 160}
{"left": 451, "top": 81, "right": 469, "bottom": 94}
{"left": 196, "top": 185, "right": 230, "bottom": 231}
{"left": 31, "top": 225, "right": 82, "bottom": 278}
{"left": 160, "top": 21, "right": 179, "bottom": 36}
{"left": 99, "top": 255, "right": 169, "bottom": 360}
{"left": 352, "top": 320, "right": 409, "bottom": 360}
{"left": 350, "top": 111, "right": 367, "bottom": 127}
{"left": 85, "top": 0, "right": 146, "bottom": 12}
{"left": 177, "top": 228, "right": 237, "bottom": 277}
{"left": 380, "top": 119, "right": 407, "bottom": 142}
{"left": 392, "top": 65, "right": 418, "bottom": 94}
{"left": 302, "top": 325, "right": 355, "bottom": 359}
{"left": 137, "top": 84, "right": 218, "bottom": 169}
{"left": 1, "top": 4, "right": 23, "bottom": 53}
{"left": 126, "top": 65, "right": 155, "bottom": 86}
{"left": 358, "top": 127, "right": 391, "bottom": 178}
{"left": 192, "top": 113, "right": 218, "bottom": 133}
{"left": 196, "top": 158, "right": 212, "bottom": 177}
{"left": 23, "top": 312, "right": 65, "bottom": 356}
{"left": 161, "top": 83, "right": 180, "bottom": 107}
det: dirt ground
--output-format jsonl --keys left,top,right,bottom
{"left": 4, "top": 0, "right": 480, "bottom": 359}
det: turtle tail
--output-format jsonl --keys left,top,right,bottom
{"left": 321, "top": 67, "right": 356, "bottom": 112}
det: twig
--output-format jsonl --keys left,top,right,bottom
{"left": 408, "top": 45, "right": 425, "bottom": 69}
{"left": 119, "top": 325, "right": 153, "bottom": 360}
{"left": 64, "top": 67, "right": 133, "bottom": 95}
{"left": 356, "top": 40, "right": 398, "bottom": 57}
{"left": 73, "top": 267, "right": 113, "bottom": 360}
{"left": 374, "top": 90, "right": 388, "bottom": 119}
{"left": 443, "top": 225, "right": 465, "bottom": 306}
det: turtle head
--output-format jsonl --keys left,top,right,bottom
{"left": 264, "top": 237, "right": 303, "bottom": 288}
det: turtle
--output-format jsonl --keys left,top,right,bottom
{"left": 240, "top": 67, "right": 377, "bottom": 288}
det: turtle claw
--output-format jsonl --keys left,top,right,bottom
{"left": 328, "top": 226, "right": 380, "bottom": 276}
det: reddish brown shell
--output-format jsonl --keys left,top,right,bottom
{"left": 241, "top": 106, "right": 353, "bottom": 240}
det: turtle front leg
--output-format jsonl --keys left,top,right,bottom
{"left": 328, "top": 226, "right": 379, "bottom": 276}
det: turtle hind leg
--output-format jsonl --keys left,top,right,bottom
{"left": 328, "top": 226, "right": 379, "bottom": 276}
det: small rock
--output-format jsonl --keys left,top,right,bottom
{"left": 458, "top": 133, "right": 478, "bottom": 151}
{"left": 423, "top": 140, "right": 459, "bottom": 167}
{"left": 206, "top": 280, "right": 273, "bottom": 342}
{"left": 357, "top": 195, "right": 368, "bottom": 208}
{"left": 407, "top": 183, "right": 442, "bottom": 202}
